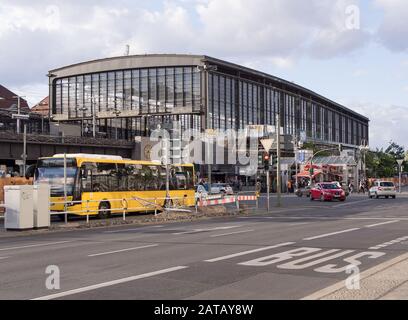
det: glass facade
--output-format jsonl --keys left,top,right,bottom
{"left": 53, "top": 66, "right": 202, "bottom": 140}
{"left": 52, "top": 61, "right": 368, "bottom": 146}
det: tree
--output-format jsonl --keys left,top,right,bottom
{"left": 366, "top": 141, "right": 407, "bottom": 177}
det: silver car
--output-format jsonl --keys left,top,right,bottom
{"left": 369, "top": 181, "right": 396, "bottom": 199}
{"left": 210, "top": 183, "right": 234, "bottom": 196}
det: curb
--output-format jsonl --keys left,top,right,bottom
{"left": 302, "top": 252, "right": 408, "bottom": 300}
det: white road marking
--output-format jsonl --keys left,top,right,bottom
{"left": 103, "top": 225, "right": 165, "bottom": 233}
{"left": 302, "top": 253, "right": 408, "bottom": 300}
{"left": 288, "top": 222, "right": 310, "bottom": 226}
{"left": 88, "top": 244, "right": 159, "bottom": 257}
{"left": 369, "top": 236, "right": 408, "bottom": 250}
{"left": 0, "top": 241, "right": 73, "bottom": 252}
{"left": 0, "top": 256, "right": 9, "bottom": 260}
{"left": 205, "top": 242, "right": 295, "bottom": 262}
{"left": 32, "top": 266, "right": 188, "bottom": 300}
{"left": 303, "top": 228, "right": 361, "bottom": 241}
{"left": 173, "top": 225, "right": 243, "bottom": 235}
{"left": 240, "top": 216, "right": 408, "bottom": 221}
{"left": 331, "top": 199, "right": 373, "bottom": 208}
{"left": 210, "top": 229, "right": 254, "bottom": 238}
{"left": 364, "top": 220, "right": 400, "bottom": 228}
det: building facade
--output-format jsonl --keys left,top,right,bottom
{"left": 48, "top": 54, "right": 369, "bottom": 148}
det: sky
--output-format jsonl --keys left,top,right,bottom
{"left": 0, "top": 0, "right": 407, "bottom": 149}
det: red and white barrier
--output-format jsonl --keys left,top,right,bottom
{"left": 198, "top": 195, "right": 257, "bottom": 207}
{"left": 237, "top": 195, "right": 257, "bottom": 201}
{"left": 198, "top": 196, "right": 236, "bottom": 207}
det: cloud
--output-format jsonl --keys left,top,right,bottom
{"left": 375, "top": 0, "right": 408, "bottom": 52}
{"left": 0, "top": 0, "right": 377, "bottom": 105}
{"left": 350, "top": 102, "right": 408, "bottom": 149}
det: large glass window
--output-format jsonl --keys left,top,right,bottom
{"left": 149, "top": 68, "right": 157, "bottom": 113}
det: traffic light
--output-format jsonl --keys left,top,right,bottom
{"left": 263, "top": 152, "right": 270, "bottom": 171}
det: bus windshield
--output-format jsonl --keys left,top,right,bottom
{"left": 34, "top": 158, "right": 77, "bottom": 196}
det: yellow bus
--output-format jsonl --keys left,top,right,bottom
{"left": 33, "top": 154, "right": 196, "bottom": 219}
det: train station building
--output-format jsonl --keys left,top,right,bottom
{"left": 47, "top": 54, "right": 369, "bottom": 183}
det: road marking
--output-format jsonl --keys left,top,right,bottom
{"left": 302, "top": 252, "right": 408, "bottom": 300}
{"left": 0, "top": 256, "right": 9, "bottom": 260}
{"left": 240, "top": 216, "right": 408, "bottom": 221}
{"left": 303, "top": 228, "right": 361, "bottom": 241}
{"left": 173, "top": 225, "right": 243, "bottom": 235}
{"left": 103, "top": 225, "right": 165, "bottom": 233}
{"left": 0, "top": 241, "right": 73, "bottom": 252}
{"left": 88, "top": 244, "right": 159, "bottom": 257}
{"left": 369, "top": 236, "right": 408, "bottom": 250}
{"left": 205, "top": 242, "right": 295, "bottom": 262}
{"left": 365, "top": 220, "right": 400, "bottom": 228}
{"left": 210, "top": 229, "right": 254, "bottom": 238}
{"left": 288, "top": 222, "right": 310, "bottom": 226}
{"left": 31, "top": 266, "right": 188, "bottom": 300}
{"left": 331, "top": 199, "right": 373, "bottom": 208}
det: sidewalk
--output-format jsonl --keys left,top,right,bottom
{"left": 303, "top": 253, "right": 408, "bottom": 300}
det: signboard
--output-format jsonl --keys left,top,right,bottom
{"left": 260, "top": 138, "right": 274, "bottom": 152}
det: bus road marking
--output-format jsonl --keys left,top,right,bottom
{"left": 205, "top": 242, "right": 295, "bottom": 262}
{"left": 32, "top": 266, "right": 188, "bottom": 300}
{"left": 88, "top": 244, "right": 159, "bottom": 257}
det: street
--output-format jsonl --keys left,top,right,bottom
{"left": 0, "top": 194, "right": 407, "bottom": 300}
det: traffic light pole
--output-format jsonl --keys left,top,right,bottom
{"left": 267, "top": 168, "right": 270, "bottom": 212}
{"left": 276, "top": 114, "right": 282, "bottom": 208}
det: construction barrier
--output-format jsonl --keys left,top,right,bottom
{"left": 198, "top": 196, "right": 236, "bottom": 207}
{"left": 238, "top": 195, "right": 258, "bottom": 201}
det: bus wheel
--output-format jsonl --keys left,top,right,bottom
{"left": 98, "top": 202, "right": 111, "bottom": 219}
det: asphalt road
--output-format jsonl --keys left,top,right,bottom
{"left": 0, "top": 194, "right": 407, "bottom": 300}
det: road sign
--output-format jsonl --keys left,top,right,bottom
{"left": 397, "top": 159, "right": 404, "bottom": 167}
{"left": 260, "top": 138, "right": 274, "bottom": 152}
{"left": 12, "top": 114, "right": 30, "bottom": 120}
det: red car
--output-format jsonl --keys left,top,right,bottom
{"left": 310, "top": 182, "right": 346, "bottom": 202}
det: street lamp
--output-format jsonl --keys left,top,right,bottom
{"left": 12, "top": 95, "right": 26, "bottom": 134}
{"left": 197, "top": 64, "right": 218, "bottom": 189}
{"left": 397, "top": 159, "right": 404, "bottom": 193}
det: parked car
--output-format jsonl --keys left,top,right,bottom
{"left": 210, "top": 183, "right": 234, "bottom": 196}
{"left": 295, "top": 185, "right": 312, "bottom": 197}
{"left": 310, "top": 182, "right": 346, "bottom": 202}
{"left": 368, "top": 181, "right": 396, "bottom": 199}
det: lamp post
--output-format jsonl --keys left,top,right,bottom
{"left": 197, "top": 64, "right": 218, "bottom": 190}
{"left": 397, "top": 159, "right": 404, "bottom": 193}
{"left": 12, "top": 95, "right": 26, "bottom": 134}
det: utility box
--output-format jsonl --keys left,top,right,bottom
{"left": 4, "top": 185, "right": 34, "bottom": 230}
{"left": 33, "top": 184, "right": 50, "bottom": 229}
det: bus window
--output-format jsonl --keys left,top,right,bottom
{"left": 81, "top": 163, "right": 94, "bottom": 193}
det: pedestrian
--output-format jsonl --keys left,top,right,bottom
{"left": 348, "top": 182, "right": 354, "bottom": 194}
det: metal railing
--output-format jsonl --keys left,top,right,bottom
{"left": 49, "top": 192, "right": 259, "bottom": 224}
{"left": 0, "top": 130, "right": 134, "bottom": 147}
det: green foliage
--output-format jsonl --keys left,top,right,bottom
{"left": 366, "top": 141, "right": 406, "bottom": 178}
